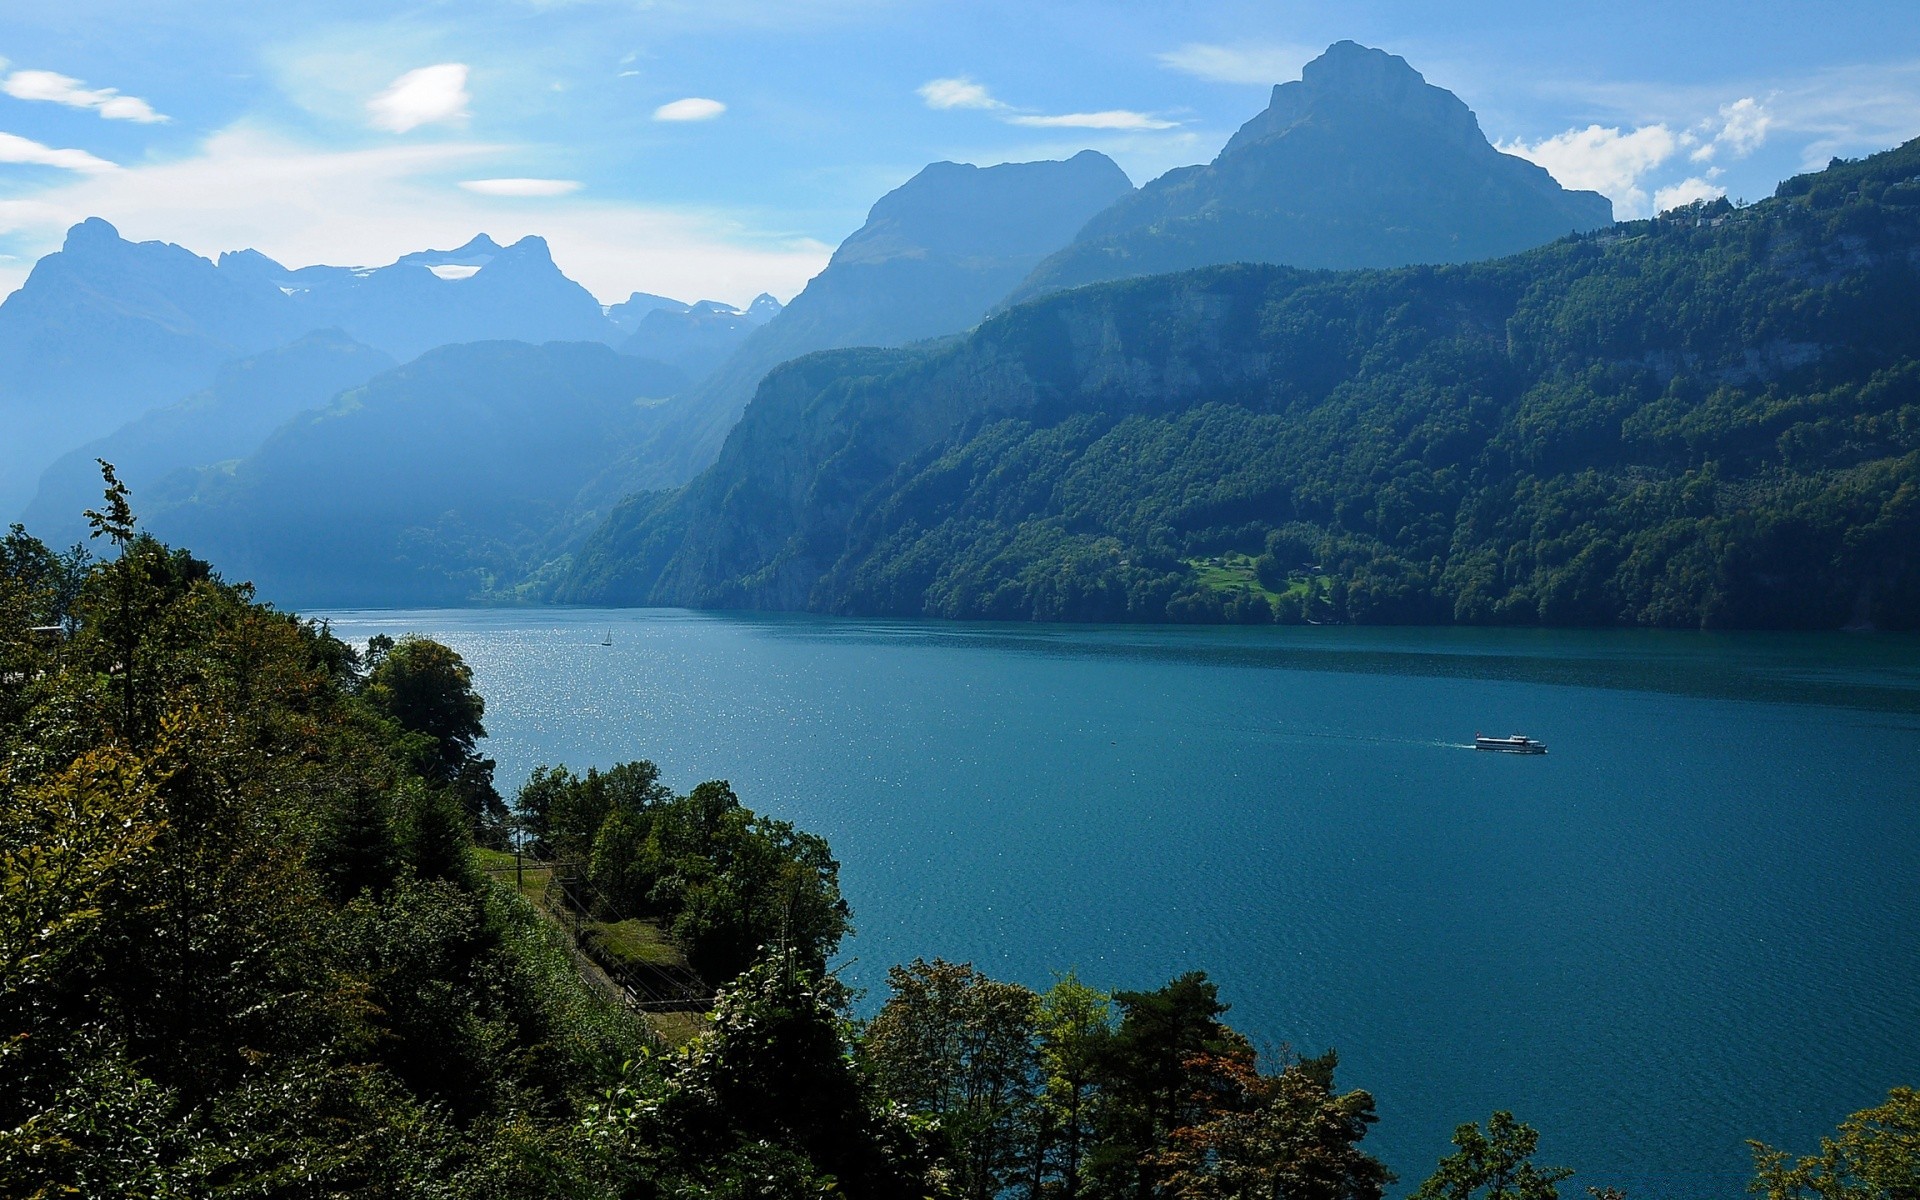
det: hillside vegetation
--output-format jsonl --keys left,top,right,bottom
{"left": 564, "top": 140, "right": 1920, "bottom": 629}
{"left": 6, "top": 483, "right": 1915, "bottom": 1195}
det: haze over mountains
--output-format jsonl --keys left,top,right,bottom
{"left": 609, "top": 149, "right": 1136, "bottom": 489}
{"left": 145, "top": 341, "right": 688, "bottom": 606}
{"left": 0, "top": 222, "right": 636, "bottom": 516}
{"left": 11, "top": 40, "right": 1907, "bottom": 628}
{"left": 22, "top": 331, "right": 398, "bottom": 546}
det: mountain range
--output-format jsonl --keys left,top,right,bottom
{"left": 560, "top": 141, "right": 1920, "bottom": 630}
{"left": 144, "top": 340, "right": 688, "bottom": 606}
{"left": 1006, "top": 41, "right": 1613, "bottom": 304}
{"left": 0, "top": 225, "right": 705, "bottom": 519}
{"left": 20, "top": 40, "right": 1895, "bottom": 628}
{"left": 22, "top": 330, "right": 398, "bottom": 547}
{"left": 607, "top": 149, "right": 1137, "bottom": 491}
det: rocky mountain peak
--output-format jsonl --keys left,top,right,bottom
{"left": 1225, "top": 40, "right": 1482, "bottom": 158}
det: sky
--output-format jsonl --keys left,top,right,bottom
{"left": 0, "top": 0, "right": 1917, "bottom": 307}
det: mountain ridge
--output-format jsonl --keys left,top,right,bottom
{"left": 560, "top": 141, "right": 1920, "bottom": 630}
{"left": 1005, "top": 41, "right": 1613, "bottom": 305}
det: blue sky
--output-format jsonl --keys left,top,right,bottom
{"left": 1, "top": 0, "right": 1917, "bottom": 305}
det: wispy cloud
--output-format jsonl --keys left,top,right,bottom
{"left": 916, "top": 76, "right": 1178, "bottom": 132}
{"left": 1522, "top": 57, "right": 1920, "bottom": 172}
{"left": 459, "top": 177, "right": 582, "bottom": 196}
{"left": 1008, "top": 111, "right": 1178, "bottom": 131}
{"left": 2, "top": 69, "right": 168, "bottom": 123}
{"left": 918, "top": 77, "right": 1003, "bottom": 111}
{"left": 653, "top": 97, "right": 726, "bottom": 122}
{"left": 1157, "top": 42, "right": 1313, "bottom": 86}
{"left": 1714, "top": 97, "right": 1771, "bottom": 157}
{"left": 1, "top": 69, "right": 167, "bottom": 123}
{"left": 367, "top": 64, "right": 471, "bottom": 133}
{"left": 0, "top": 130, "right": 119, "bottom": 174}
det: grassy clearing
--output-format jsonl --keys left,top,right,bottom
{"left": 645, "top": 1010, "right": 710, "bottom": 1047}
{"left": 472, "top": 847, "right": 551, "bottom": 904}
{"left": 471, "top": 846, "right": 708, "bottom": 1049}
{"left": 1185, "top": 553, "right": 1284, "bottom": 602}
{"left": 582, "top": 917, "right": 685, "bottom": 968}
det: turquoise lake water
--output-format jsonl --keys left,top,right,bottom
{"left": 319, "top": 609, "right": 1920, "bottom": 1197}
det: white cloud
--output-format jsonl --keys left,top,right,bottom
{"left": 0, "top": 130, "right": 119, "bottom": 174}
{"left": 1007, "top": 110, "right": 1179, "bottom": 131}
{"left": 1500, "top": 123, "right": 1682, "bottom": 218}
{"left": 367, "top": 64, "right": 471, "bottom": 133}
{"left": 0, "top": 125, "right": 829, "bottom": 307}
{"left": 459, "top": 177, "right": 582, "bottom": 196}
{"left": 1692, "top": 97, "right": 1771, "bottom": 162}
{"left": 917, "top": 77, "right": 1179, "bottom": 132}
{"left": 653, "top": 97, "right": 726, "bottom": 121}
{"left": 1157, "top": 42, "right": 1313, "bottom": 86}
{"left": 1654, "top": 176, "right": 1728, "bottom": 212}
{"left": 1, "top": 69, "right": 168, "bottom": 123}
{"left": 918, "top": 77, "right": 1004, "bottom": 111}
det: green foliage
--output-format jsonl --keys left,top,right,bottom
{"left": 865, "top": 957, "right": 1042, "bottom": 1200}
{"left": 1749, "top": 1087, "right": 1920, "bottom": 1200}
{"left": 1412, "top": 1111, "right": 1574, "bottom": 1200}
{"left": 365, "top": 633, "right": 507, "bottom": 842}
{"left": 517, "top": 765, "right": 852, "bottom": 986}
{"left": 575, "top": 138, "right": 1920, "bottom": 629}
{"left": 593, "top": 956, "right": 943, "bottom": 1199}
{"left": 0, "top": 510, "right": 646, "bottom": 1198}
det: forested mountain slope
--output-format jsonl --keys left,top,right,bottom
{"left": 563, "top": 141, "right": 1920, "bottom": 630}
{"left": 1003, "top": 41, "right": 1612, "bottom": 306}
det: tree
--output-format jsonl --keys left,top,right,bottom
{"left": 1034, "top": 971, "right": 1114, "bottom": 1199}
{"left": 1151, "top": 1049, "right": 1392, "bottom": 1200}
{"left": 645, "top": 955, "right": 940, "bottom": 1199}
{"left": 1749, "top": 1087, "right": 1920, "bottom": 1200}
{"left": 865, "top": 957, "right": 1041, "bottom": 1200}
{"left": 1090, "top": 971, "right": 1245, "bottom": 1200}
{"left": 365, "top": 635, "right": 506, "bottom": 838}
{"left": 1412, "top": 1111, "right": 1573, "bottom": 1200}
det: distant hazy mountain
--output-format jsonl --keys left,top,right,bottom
{"left": 217, "top": 233, "right": 619, "bottom": 361}
{"left": 1005, "top": 41, "right": 1613, "bottom": 305}
{"left": 0, "top": 222, "right": 632, "bottom": 520}
{"left": 145, "top": 340, "right": 689, "bottom": 607}
{"left": 561, "top": 142, "right": 1920, "bottom": 630}
{"left": 618, "top": 295, "right": 782, "bottom": 382}
{"left": 620, "top": 150, "right": 1135, "bottom": 489}
{"left": 607, "top": 291, "right": 691, "bottom": 334}
{"left": 0, "top": 218, "right": 303, "bottom": 517}
{"left": 22, "top": 330, "right": 396, "bottom": 545}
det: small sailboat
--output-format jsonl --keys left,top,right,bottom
{"left": 601, "top": 629, "right": 613, "bottom": 646}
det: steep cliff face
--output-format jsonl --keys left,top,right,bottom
{"left": 613, "top": 151, "right": 1136, "bottom": 491}
{"left": 563, "top": 143, "right": 1920, "bottom": 630}
{"left": 1006, "top": 41, "right": 1613, "bottom": 305}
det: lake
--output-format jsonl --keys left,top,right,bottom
{"left": 319, "top": 608, "right": 1920, "bottom": 1197}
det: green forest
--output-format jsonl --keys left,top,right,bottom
{"left": 566, "top": 140, "right": 1920, "bottom": 630}
{"left": 5, "top": 483, "right": 1917, "bottom": 1195}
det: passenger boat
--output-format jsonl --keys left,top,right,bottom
{"left": 1474, "top": 733, "right": 1547, "bottom": 754}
